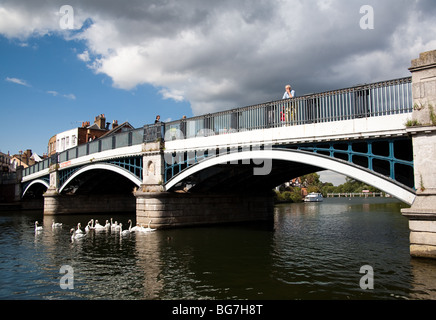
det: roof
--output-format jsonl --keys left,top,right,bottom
{"left": 99, "top": 122, "right": 135, "bottom": 139}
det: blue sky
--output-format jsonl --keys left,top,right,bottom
{"left": 0, "top": 34, "right": 191, "bottom": 156}
{"left": 1, "top": 0, "right": 436, "bottom": 186}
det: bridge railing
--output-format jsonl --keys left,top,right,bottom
{"left": 22, "top": 158, "right": 50, "bottom": 177}
{"left": 164, "top": 77, "right": 412, "bottom": 139}
{"left": 22, "top": 127, "right": 145, "bottom": 177}
{"left": 22, "top": 77, "right": 412, "bottom": 178}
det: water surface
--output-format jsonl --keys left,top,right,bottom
{"left": 1, "top": 198, "right": 436, "bottom": 300}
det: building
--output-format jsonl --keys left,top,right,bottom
{"left": 48, "top": 114, "right": 134, "bottom": 156}
{"left": 0, "top": 152, "right": 12, "bottom": 173}
{"left": 99, "top": 120, "right": 134, "bottom": 138}
{"left": 10, "top": 149, "right": 38, "bottom": 169}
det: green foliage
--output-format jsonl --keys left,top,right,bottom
{"left": 429, "top": 105, "right": 436, "bottom": 126}
{"left": 301, "top": 173, "right": 321, "bottom": 188}
{"left": 274, "top": 187, "right": 302, "bottom": 203}
{"left": 274, "top": 174, "right": 382, "bottom": 203}
{"left": 405, "top": 119, "right": 421, "bottom": 127}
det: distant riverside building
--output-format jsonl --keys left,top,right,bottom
{"left": 48, "top": 114, "right": 134, "bottom": 156}
{"left": 0, "top": 152, "right": 13, "bottom": 173}
{"left": 7, "top": 149, "right": 44, "bottom": 171}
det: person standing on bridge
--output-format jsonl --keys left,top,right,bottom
{"left": 282, "top": 85, "right": 295, "bottom": 99}
{"left": 282, "top": 85, "right": 296, "bottom": 124}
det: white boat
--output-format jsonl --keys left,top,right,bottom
{"left": 304, "top": 193, "right": 324, "bottom": 202}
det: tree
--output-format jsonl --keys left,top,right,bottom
{"left": 301, "top": 173, "right": 321, "bottom": 188}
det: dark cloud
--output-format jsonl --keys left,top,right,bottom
{"left": 1, "top": 0, "right": 435, "bottom": 114}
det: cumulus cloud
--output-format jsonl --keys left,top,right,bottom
{"left": 1, "top": 0, "right": 436, "bottom": 115}
{"left": 77, "top": 50, "right": 90, "bottom": 62}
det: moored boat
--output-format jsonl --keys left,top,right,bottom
{"left": 304, "top": 192, "right": 324, "bottom": 202}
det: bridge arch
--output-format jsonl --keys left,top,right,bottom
{"left": 59, "top": 163, "right": 142, "bottom": 193}
{"left": 165, "top": 149, "right": 416, "bottom": 205}
{"left": 22, "top": 179, "right": 49, "bottom": 198}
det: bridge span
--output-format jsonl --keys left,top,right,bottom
{"left": 19, "top": 49, "right": 436, "bottom": 259}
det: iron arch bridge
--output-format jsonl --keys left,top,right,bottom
{"left": 164, "top": 136, "right": 415, "bottom": 205}
{"left": 22, "top": 178, "right": 50, "bottom": 198}
{"left": 22, "top": 157, "right": 143, "bottom": 197}
{"left": 21, "top": 76, "right": 415, "bottom": 203}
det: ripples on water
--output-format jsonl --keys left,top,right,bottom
{"left": 1, "top": 198, "right": 436, "bottom": 300}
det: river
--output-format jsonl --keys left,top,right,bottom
{"left": 1, "top": 197, "right": 436, "bottom": 300}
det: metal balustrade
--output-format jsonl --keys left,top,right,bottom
{"left": 22, "top": 77, "right": 412, "bottom": 178}
{"left": 164, "top": 77, "right": 412, "bottom": 138}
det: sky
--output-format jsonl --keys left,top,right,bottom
{"left": 1, "top": 0, "right": 436, "bottom": 185}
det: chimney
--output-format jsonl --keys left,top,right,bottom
{"left": 94, "top": 114, "right": 106, "bottom": 129}
{"left": 112, "top": 120, "right": 119, "bottom": 129}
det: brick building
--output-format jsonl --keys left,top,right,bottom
{"left": 0, "top": 152, "right": 12, "bottom": 173}
{"left": 48, "top": 114, "right": 134, "bottom": 156}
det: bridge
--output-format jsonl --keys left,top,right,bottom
{"left": 19, "top": 50, "right": 436, "bottom": 259}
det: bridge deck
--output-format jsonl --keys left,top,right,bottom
{"left": 22, "top": 76, "right": 413, "bottom": 184}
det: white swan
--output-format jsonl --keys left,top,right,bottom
{"left": 85, "top": 220, "right": 94, "bottom": 232}
{"left": 70, "top": 228, "right": 86, "bottom": 241}
{"left": 94, "top": 220, "right": 105, "bottom": 230}
{"left": 139, "top": 220, "right": 156, "bottom": 233}
{"left": 130, "top": 222, "right": 142, "bottom": 232}
{"left": 76, "top": 223, "right": 84, "bottom": 234}
{"left": 52, "top": 221, "right": 62, "bottom": 228}
{"left": 112, "top": 221, "right": 121, "bottom": 232}
{"left": 35, "top": 221, "right": 43, "bottom": 232}
{"left": 104, "top": 220, "right": 111, "bottom": 229}
{"left": 120, "top": 223, "right": 130, "bottom": 236}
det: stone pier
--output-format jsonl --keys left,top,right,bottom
{"left": 134, "top": 141, "right": 274, "bottom": 229}
{"left": 43, "top": 192, "right": 135, "bottom": 215}
{"left": 402, "top": 50, "right": 436, "bottom": 259}
{"left": 135, "top": 191, "right": 274, "bottom": 229}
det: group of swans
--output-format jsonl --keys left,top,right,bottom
{"left": 34, "top": 221, "right": 63, "bottom": 233}
{"left": 74, "top": 218, "right": 155, "bottom": 240}
{"left": 129, "top": 220, "right": 156, "bottom": 233}
{"left": 83, "top": 219, "right": 111, "bottom": 232}
{"left": 120, "top": 219, "right": 156, "bottom": 236}
{"left": 35, "top": 218, "right": 155, "bottom": 241}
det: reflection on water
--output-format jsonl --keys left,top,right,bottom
{"left": 1, "top": 198, "right": 436, "bottom": 300}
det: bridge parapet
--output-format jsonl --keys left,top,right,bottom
{"left": 164, "top": 77, "right": 412, "bottom": 142}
